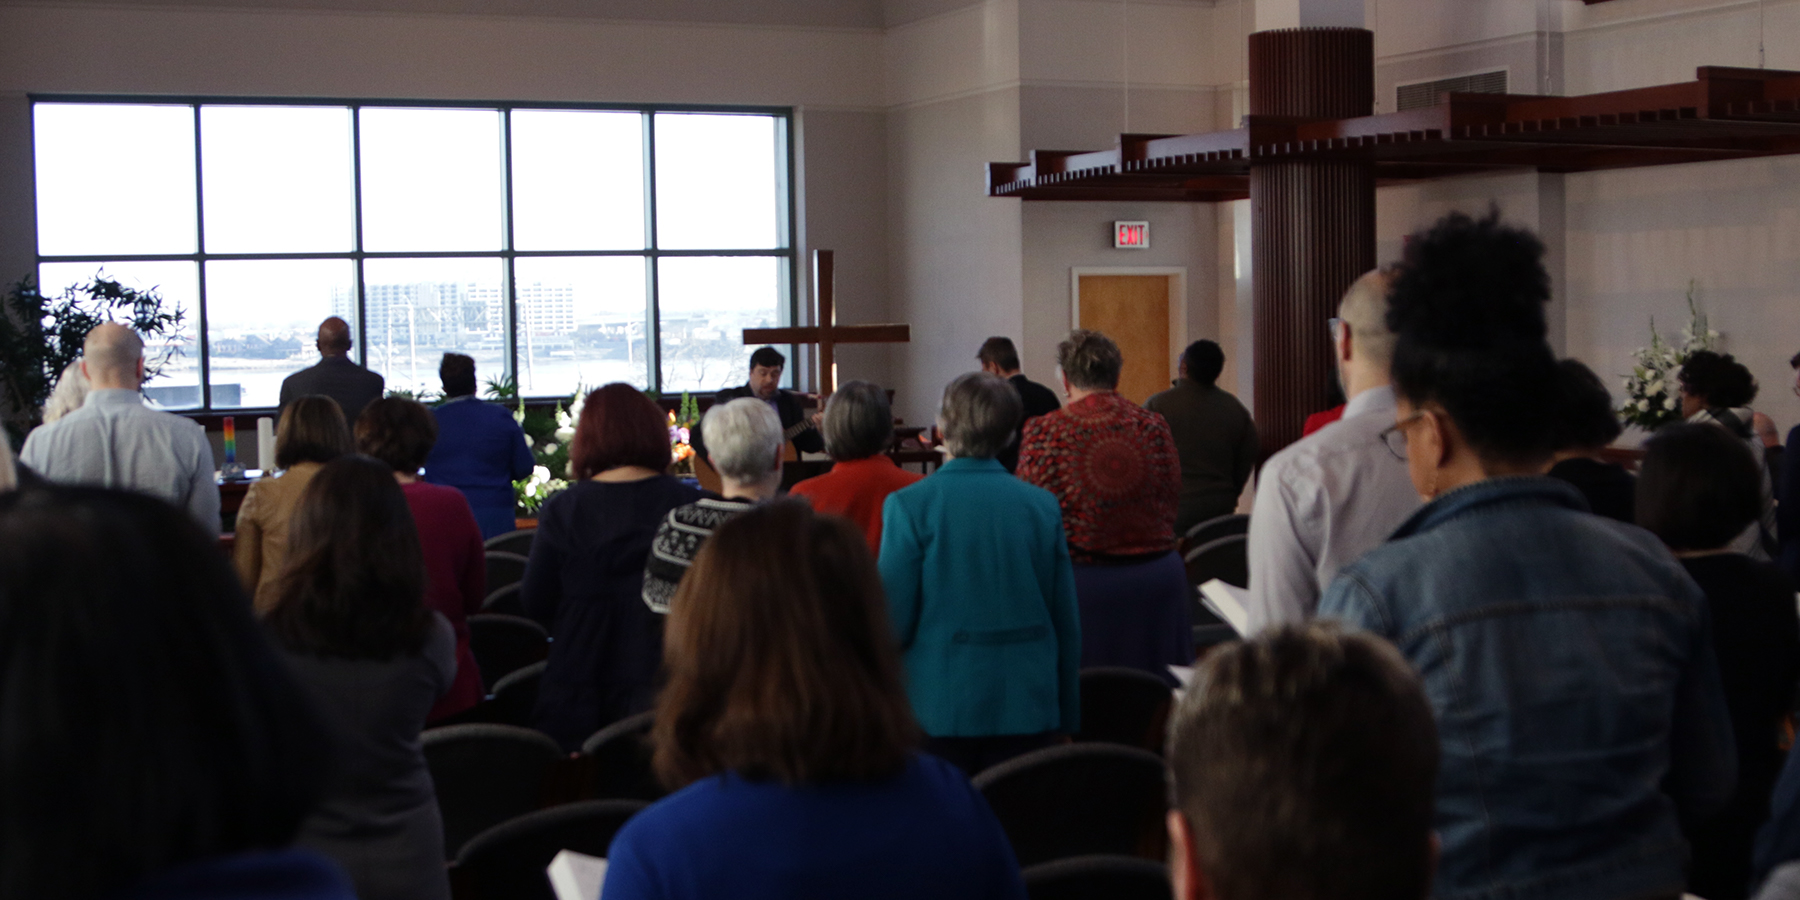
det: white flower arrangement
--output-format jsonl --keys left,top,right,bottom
{"left": 515, "top": 464, "right": 568, "bottom": 516}
{"left": 1620, "top": 283, "right": 1719, "bottom": 431}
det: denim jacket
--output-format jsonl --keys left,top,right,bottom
{"left": 1320, "top": 476, "right": 1736, "bottom": 900}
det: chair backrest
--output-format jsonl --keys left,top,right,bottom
{"left": 579, "top": 711, "right": 666, "bottom": 802}
{"left": 468, "top": 614, "right": 550, "bottom": 693}
{"left": 1183, "top": 534, "right": 1247, "bottom": 590}
{"left": 422, "top": 723, "right": 566, "bottom": 860}
{"left": 484, "top": 528, "right": 536, "bottom": 558}
{"left": 973, "top": 744, "right": 1169, "bottom": 868}
{"left": 1180, "top": 514, "right": 1248, "bottom": 554}
{"left": 486, "top": 551, "right": 531, "bottom": 597}
{"left": 482, "top": 583, "right": 525, "bottom": 617}
{"left": 487, "top": 660, "right": 546, "bottom": 728}
{"left": 1076, "top": 667, "right": 1173, "bottom": 753}
{"left": 450, "top": 800, "right": 648, "bottom": 900}
{"left": 1022, "top": 854, "right": 1173, "bottom": 900}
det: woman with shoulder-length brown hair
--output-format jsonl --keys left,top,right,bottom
{"left": 267, "top": 454, "right": 455, "bottom": 900}
{"left": 600, "top": 500, "right": 1027, "bottom": 900}
{"left": 234, "top": 395, "right": 353, "bottom": 614}
{"left": 522, "top": 383, "right": 704, "bottom": 750}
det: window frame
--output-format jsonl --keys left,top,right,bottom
{"left": 29, "top": 94, "right": 800, "bottom": 409}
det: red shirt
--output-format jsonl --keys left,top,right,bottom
{"left": 402, "top": 481, "right": 488, "bottom": 721}
{"left": 1302, "top": 404, "right": 1347, "bottom": 437}
{"left": 1017, "top": 391, "right": 1181, "bottom": 562}
{"left": 790, "top": 455, "right": 924, "bottom": 552}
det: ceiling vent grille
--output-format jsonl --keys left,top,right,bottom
{"left": 1396, "top": 70, "right": 1509, "bottom": 111}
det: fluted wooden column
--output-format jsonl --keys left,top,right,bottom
{"left": 1249, "top": 27, "right": 1375, "bottom": 457}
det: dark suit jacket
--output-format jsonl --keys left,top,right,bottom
{"left": 998, "top": 373, "right": 1062, "bottom": 473}
{"left": 279, "top": 356, "right": 385, "bottom": 424}
{"left": 693, "top": 385, "right": 824, "bottom": 462}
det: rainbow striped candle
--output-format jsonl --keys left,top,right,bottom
{"left": 222, "top": 416, "right": 237, "bottom": 465}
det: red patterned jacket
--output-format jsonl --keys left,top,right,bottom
{"left": 1017, "top": 391, "right": 1181, "bottom": 563}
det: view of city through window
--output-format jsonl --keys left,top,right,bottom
{"left": 32, "top": 101, "right": 794, "bottom": 410}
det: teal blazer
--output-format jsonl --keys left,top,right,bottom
{"left": 878, "top": 457, "right": 1081, "bottom": 738}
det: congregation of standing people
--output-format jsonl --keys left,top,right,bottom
{"left": 9, "top": 206, "right": 1800, "bottom": 900}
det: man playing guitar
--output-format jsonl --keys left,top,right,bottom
{"left": 692, "top": 347, "right": 823, "bottom": 468}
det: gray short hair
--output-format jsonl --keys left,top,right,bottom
{"left": 703, "top": 398, "right": 784, "bottom": 482}
{"left": 938, "top": 372, "right": 1021, "bottom": 460}
{"left": 822, "top": 381, "right": 893, "bottom": 461}
{"left": 1056, "top": 329, "right": 1123, "bottom": 391}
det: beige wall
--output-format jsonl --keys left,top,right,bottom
{"left": 6, "top": 0, "right": 1800, "bottom": 434}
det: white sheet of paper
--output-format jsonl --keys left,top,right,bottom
{"left": 548, "top": 849, "right": 608, "bottom": 900}
{"left": 1199, "top": 579, "right": 1250, "bottom": 637}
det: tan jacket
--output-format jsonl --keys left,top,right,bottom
{"left": 233, "top": 461, "right": 324, "bottom": 614}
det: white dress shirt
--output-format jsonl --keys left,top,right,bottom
{"left": 20, "top": 388, "right": 220, "bottom": 537}
{"left": 1243, "top": 385, "right": 1420, "bottom": 634}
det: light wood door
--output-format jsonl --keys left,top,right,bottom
{"left": 1076, "top": 274, "right": 1171, "bottom": 405}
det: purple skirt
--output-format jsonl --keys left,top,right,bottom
{"left": 1072, "top": 551, "right": 1193, "bottom": 683}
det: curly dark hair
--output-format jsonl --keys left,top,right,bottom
{"left": 1678, "top": 350, "right": 1758, "bottom": 409}
{"left": 1386, "top": 209, "right": 1561, "bottom": 465}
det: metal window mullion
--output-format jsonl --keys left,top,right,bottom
{"left": 351, "top": 106, "right": 369, "bottom": 368}
{"left": 502, "top": 109, "right": 519, "bottom": 393}
{"left": 191, "top": 103, "right": 212, "bottom": 410}
{"left": 644, "top": 111, "right": 661, "bottom": 393}
{"left": 779, "top": 111, "right": 799, "bottom": 390}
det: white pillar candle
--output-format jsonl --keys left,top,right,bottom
{"left": 257, "top": 417, "right": 276, "bottom": 473}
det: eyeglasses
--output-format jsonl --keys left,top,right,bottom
{"left": 1379, "top": 411, "right": 1427, "bottom": 461}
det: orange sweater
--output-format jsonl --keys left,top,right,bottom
{"left": 790, "top": 455, "right": 924, "bottom": 552}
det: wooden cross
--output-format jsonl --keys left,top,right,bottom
{"left": 743, "top": 250, "right": 911, "bottom": 399}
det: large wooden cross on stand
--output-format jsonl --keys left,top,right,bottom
{"left": 742, "top": 249, "right": 911, "bottom": 407}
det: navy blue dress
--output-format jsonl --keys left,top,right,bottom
{"left": 424, "top": 396, "right": 535, "bottom": 540}
{"left": 522, "top": 476, "right": 703, "bottom": 750}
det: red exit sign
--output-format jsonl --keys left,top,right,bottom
{"left": 1114, "top": 221, "right": 1150, "bottom": 249}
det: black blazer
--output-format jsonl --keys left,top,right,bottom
{"left": 279, "top": 356, "right": 385, "bottom": 424}
{"left": 693, "top": 385, "right": 824, "bottom": 461}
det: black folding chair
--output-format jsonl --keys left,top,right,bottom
{"left": 580, "top": 711, "right": 665, "bottom": 802}
{"left": 1023, "top": 854, "right": 1173, "bottom": 900}
{"left": 1179, "top": 513, "right": 1248, "bottom": 555}
{"left": 972, "top": 744, "right": 1168, "bottom": 867}
{"left": 483, "top": 528, "right": 536, "bottom": 558}
{"left": 482, "top": 583, "right": 525, "bottom": 617}
{"left": 449, "top": 800, "right": 647, "bottom": 900}
{"left": 423, "top": 723, "right": 565, "bottom": 860}
{"left": 1076, "top": 668, "right": 1173, "bottom": 753}
{"left": 485, "top": 551, "right": 530, "bottom": 597}
{"left": 486, "top": 661, "right": 545, "bottom": 728}
{"left": 468, "top": 614, "right": 550, "bottom": 693}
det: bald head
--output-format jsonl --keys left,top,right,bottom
{"left": 81, "top": 323, "right": 145, "bottom": 390}
{"left": 317, "top": 317, "right": 352, "bottom": 357}
{"left": 1338, "top": 268, "right": 1397, "bottom": 371}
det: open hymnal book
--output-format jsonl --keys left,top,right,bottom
{"left": 548, "top": 849, "right": 608, "bottom": 900}
{"left": 1197, "top": 579, "right": 1250, "bottom": 637}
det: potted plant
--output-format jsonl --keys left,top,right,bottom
{"left": 0, "top": 272, "right": 187, "bottom": 449}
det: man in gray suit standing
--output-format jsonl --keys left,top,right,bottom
{"left": 279, "top": 317, "right": 384, "bottom": 424}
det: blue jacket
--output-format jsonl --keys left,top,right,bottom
{"left": 424, "top": 396, "right": 534, "bottom": 539}
{"left": 878, "top": 457, "right": 1080, "bottom": 738}
{"left": 1319, "top": 476, "right": 1736, "bottom": 900}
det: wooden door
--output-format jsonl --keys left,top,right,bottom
{"left": 1076, "top": 274, "right": 1171, "bottom": 405}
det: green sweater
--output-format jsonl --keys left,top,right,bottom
{"left": 877, "top": 457, "right": 1081, "bottom": 738}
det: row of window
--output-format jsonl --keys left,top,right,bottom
{"left": 33, "top": 100, "right": 796, "bottom": 408}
